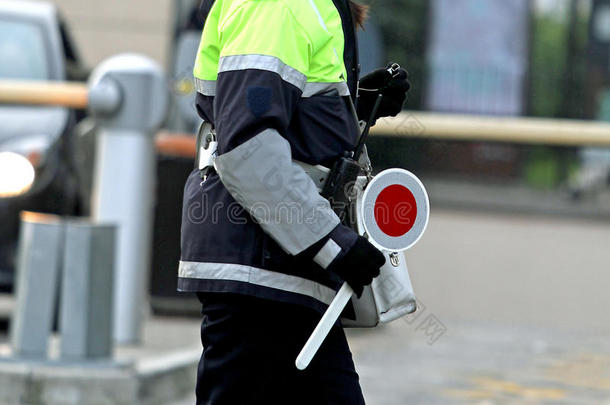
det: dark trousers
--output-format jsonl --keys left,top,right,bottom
{"left": 196, "top": 293, "right": 366, "bottom": 405}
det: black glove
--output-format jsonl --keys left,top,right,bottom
{"left": 331, "top": 236, "right": 385, "bottom": 298}
{"left": 357, "top": 63, "right": 411, "bottom": 124}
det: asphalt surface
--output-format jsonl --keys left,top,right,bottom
{"left": 350, "top": 319, "right": 610, "bottom": 404}
{"left": 348, "top": 208, "right": 610, "bottom": 404}
{"left": 405, "top": 208, "right": 610, "bottom": 335}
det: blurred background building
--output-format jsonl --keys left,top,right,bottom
{"left": 45, "top": 0, "right": 174, "bottom": 67}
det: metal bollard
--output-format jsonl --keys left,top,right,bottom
{"left": 88, "top": 54, "right": 169, "bottom": 344}
{"left": 10, "top": 213, "right": 64, "bottom": 358}
{"left": 59, "top": 220, "right": 116, "bottom": 360}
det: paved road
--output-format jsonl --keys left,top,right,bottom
{"left": 405, "top": 208, "right": 610, "bottom": 334}
{"left": 349, "top": 321, "right": 610, "bottom": 404}
{"left": 349, "top": 208, "right": 610, "bottom": 404}
{"left": 173, "top": 208, "right": 610, "bottom": 404}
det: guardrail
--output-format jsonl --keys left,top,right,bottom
{"left": 0, "top": 80, "right": 89, "bottom": 109}
{"left": 153, "top": 113, "right": 610, "bottom": 161}
{"left": 373, "top": 112, "right": 610, "bottom": 147}
{"left": 2, "top": 80, "right": 610, "bottom": 147}
{"left": 0, "top": 80, "right": 197, "bottom": 158}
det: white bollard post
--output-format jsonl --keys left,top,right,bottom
{"left": 10, "top": 213, "right": 64, "bottom": 358}
{"left": 88, "top": 54, "right": 169, "bottom": 344}
{"left": 59, "top": 220, "right": 116, "bottom": 360}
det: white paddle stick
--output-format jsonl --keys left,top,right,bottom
{"left": 296, "top": 168, "right": 430, "bottom": 370}
{"left": 295, "top": 282, "right": 354, "bottom": 370}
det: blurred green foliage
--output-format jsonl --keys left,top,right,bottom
{"left": 529, "top": 4, "right": 590, "bottom": 119}
{"left": 523, "top": 147, "right": 562, "bottom": 188}
{"left": 526, "top": 2, "right": 588, "bottom": 187}
{"left": 529, "top": 15, "right": 567, "bottom": 117}
{"left": 600, "top": 90, "right": 610, "bottom": 121}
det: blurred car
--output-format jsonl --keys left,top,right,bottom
{"left": 0, "top": 0, "right": 87, "bottom": 291}
{"left": 165, "top": 0, "right": 205, "bottom": 134}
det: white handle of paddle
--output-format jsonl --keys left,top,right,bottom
{"left": 295, "top": 282, "right": 354, "bottom": 370}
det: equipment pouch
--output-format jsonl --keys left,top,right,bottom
{"left": 340, "top": 176, "right": 418, "bottom": 328}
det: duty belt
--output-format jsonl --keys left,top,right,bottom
{"left": 195, "top": 122, "right": 331, "bottom": 188}
{"left": 195, "top": 122, "right": 360, "bottom": 193}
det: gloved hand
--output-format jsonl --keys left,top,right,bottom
{"left": 357, "top": 63, "right": 411, "bottom": 124}
{"left": 331, "top": 236, "right": 385, "bottom": 298}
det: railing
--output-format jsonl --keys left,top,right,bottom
{"left": 2, "top": 80, "right": 610, "bottom": 148}
{"left": 372, "top": 112, "right": 610, "bottom": 147}
{"left": 0, "top": 80, "right": 89, "bottom": 109}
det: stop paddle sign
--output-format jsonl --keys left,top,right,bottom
{"left": 360, "top": 168, "right": 429, "bottom": 252}
{"left": 297, "top": 168, "right": 429, "bottom": 371}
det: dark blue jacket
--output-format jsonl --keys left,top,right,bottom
{"left": 179, "top": 0, "right": 362, "bottom": 314}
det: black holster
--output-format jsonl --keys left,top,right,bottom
{"left": 321, "top": 157, "right": 362, "bottom": 221}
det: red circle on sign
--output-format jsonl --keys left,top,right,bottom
{"left": 374, "top": 185, "right": 417, "bottom": 237}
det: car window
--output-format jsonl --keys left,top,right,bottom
{"left": 0, "top": 19, "right": 49, "bottom": 80}
{"left": 59, "top": 19, "right": 78, "bottom": 64}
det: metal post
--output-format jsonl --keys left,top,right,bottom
{"left": 10, "top": 213, "right": 64, "bottom": 358}
{"left": 88, "top": 54, "right": 169, "bottom": 344}
{"left": 59, "top": 220, "right": 116, "bottom": 360}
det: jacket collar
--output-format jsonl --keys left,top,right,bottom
{"left": 199, "top": 0, "right": 359, "bottom": 99}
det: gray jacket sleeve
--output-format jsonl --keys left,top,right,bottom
{"left": 215, "top": 129, "right": 341, "bottom": 255}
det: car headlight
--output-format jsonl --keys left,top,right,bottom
{"left": 0, "top": 152, "right": 35, "bottom": 198}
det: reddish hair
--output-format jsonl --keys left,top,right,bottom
{"left": 349, "top": 1, "right": 369, "bottom": 29}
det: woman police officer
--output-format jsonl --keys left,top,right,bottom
{"left": 179, "top": 1, "right": 411, "bottom": 403}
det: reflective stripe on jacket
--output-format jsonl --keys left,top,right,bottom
{"left": 179, "top": 0, "right": 361, "bottom": 313}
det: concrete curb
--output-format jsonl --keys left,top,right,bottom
{"left": 0, "top": 349, "right": 199, "bottom": 405}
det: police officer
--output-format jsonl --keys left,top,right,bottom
{"left": 179, "top": 1, "right": 411, "bottom": 403}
